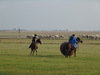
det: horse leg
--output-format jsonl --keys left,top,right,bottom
{"left": 68, "top": 48, "right": 72, "bottom": 57}
{"left": 32, "top": 50, "right": 34, "bottom": 55}
{"left": 69, "top": 51, "right": 72, "bottom": 57}
{"left": 74, "top": 50, "right": 76, "bottom": 57}
{"left": 36, "top": 49, "right": 37, "bottom": 55}
{"left": 30, "top": 49, "right": 33, "bottom": 55}
{"left": 70, "top": 50, "right": 74, "bottom": 56}
{"left": 65, "top": 55, "right": 68, "bottom": 58}
{"left": 30, "top": 48, "right": 34, "bottom": 55}
{"left": 32, "top": 49, "right": 35, "bottom": 55}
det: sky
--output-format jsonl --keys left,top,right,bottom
{"left": 0, "top": 0, "right": 100, "bottom": 31}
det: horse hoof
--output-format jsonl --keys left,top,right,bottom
{"left": 65, "top": 56, "right": 68, "bottom": 58}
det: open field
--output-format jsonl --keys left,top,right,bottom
{"left": 0, "top": 31, "right": 100, "bottom": 75}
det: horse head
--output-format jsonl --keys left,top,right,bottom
{"left": 76, "top": 37, "right": 83, "bottom": 43}
{"left": 36, "top": 39, "right": 42, "bottom": 44}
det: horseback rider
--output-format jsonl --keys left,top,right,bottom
{"left": 32, "top": 34, "right": 37, "bottom": 42}
{"left": 68, "top": 34, "right": 78, "bottom": 50}
{"left": 29, "top": 34, "right": 37, "bottom": 48}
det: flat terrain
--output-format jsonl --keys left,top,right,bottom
{"left": 0, "top": 30, "right": 100, "bottom": 75}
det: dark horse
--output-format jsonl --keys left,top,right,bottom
{"left": 60, "top": 37, "right": 83, "bottom": 57}
{"left": 29, "top": 39, "right": 42, "bottom": 55}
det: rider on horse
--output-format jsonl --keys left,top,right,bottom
{"left": 60, "top": 34, "right": 83, "bottom": 57}
{"left": 68, "top": 34, "right": 78, "bottom": 50}
{"left": 32, "top": 34, "right": 37, "bottom": 42}
{"left": 29, "top": 34, "right": 37, "bottom": 48}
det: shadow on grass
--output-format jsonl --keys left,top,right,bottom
{"left": 0, "top": 53, "right": 65, "bottom": 58}
{"left": 0, "top": 53, "right": 30, "bottom": 57}
{"left": 36, "top": 55, "right": 64, "bottom": 58}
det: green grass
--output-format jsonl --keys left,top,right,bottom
{"left": 0, "top": 39, "right": 100, "bottom": 75}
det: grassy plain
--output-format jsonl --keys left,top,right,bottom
{"left": 0, "top": 31, "right": 100, "bottom": 75}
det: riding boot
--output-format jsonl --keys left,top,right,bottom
{"left": 29, "top": 42, "right": 33, "bottom": 48}
{"left": 29, "top": 44, "right": 31, "bottom": 48}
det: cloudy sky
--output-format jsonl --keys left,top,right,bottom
{"left": 0, "top": 0, "right": 100, "bottom": 31}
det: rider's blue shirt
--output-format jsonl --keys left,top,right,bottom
{"left": 68, "top": 36, "right": 77, "bottom": 48}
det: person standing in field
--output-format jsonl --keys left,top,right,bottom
{"left": 29, "top": 34, "right": 37, "bottom": 48}
{"left": 68, "top": 34, "right": 78, "bottom": 50}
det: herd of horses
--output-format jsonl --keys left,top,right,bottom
{"left": 29, "top": 37, "right": 83, "bottom": 57}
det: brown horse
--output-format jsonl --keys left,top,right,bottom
{"left": 60, "top": 37, "right": 83, "bottom": 57}
{"left": 29, "top": 39, "right": 42, "bottom": 55}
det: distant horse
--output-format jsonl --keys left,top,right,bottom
{"left": 60, "top": 37, "right": 83, "bottom": 57}
{"left": 29, "top": 39, "right": 42, "bottom": 55}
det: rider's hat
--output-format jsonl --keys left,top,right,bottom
{"left": 72, "top": 34, "right": 75, "bottom": 36}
